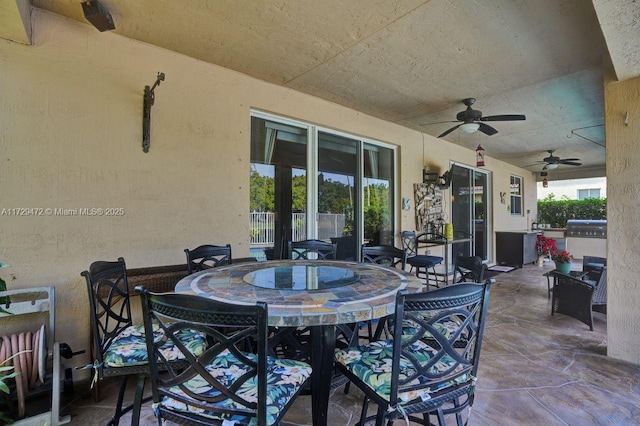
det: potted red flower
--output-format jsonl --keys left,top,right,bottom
{"left": 553, "top": 250, "right": 574, "bottom": 274}
{"left": 535, "top": 235, "right": 557, "bottom": 266}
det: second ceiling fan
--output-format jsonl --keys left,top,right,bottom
{"left": 533, "top": 149, "right": 582, "bottom": 170}
{"left": 437, "top": 98, "right": 526, "bottom": 138}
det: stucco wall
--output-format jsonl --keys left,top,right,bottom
{"left": 0, "top": 9, "right": 536, "bottom": 369}
{"left": 604, "top": 59, "right": 640, "bottom": 364}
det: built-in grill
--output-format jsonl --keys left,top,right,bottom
{"left": 566, "top": 219, "right": 607, "bottom": 238}
{"left": 565, "top": 219, "right": 607, "bottom": 259}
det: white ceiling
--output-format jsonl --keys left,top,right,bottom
{"left": 3, "top": 0, "right": 639, "bottom": 178}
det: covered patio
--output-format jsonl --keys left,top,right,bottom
{"left": 1, "top": 1, "right": 640, "bottom": 424}
{"left": 64, "top": 264, "right": 640, "bottom": 424}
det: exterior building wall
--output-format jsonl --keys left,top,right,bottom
{"left": 537, "top": 177, "right": 607, "bottom": 200}
{"left": 0, "top": 10, "right": 537, "bottom": 370}
{"left": 604, "top": 58, "right": 640, "bottom": 364}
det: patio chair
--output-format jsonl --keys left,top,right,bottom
{"left": 288, "top": 239, "right": 337, "bottom": 260}
{"left": 331, "top": 235, "right": 357, "bottom": 260}
{"left": 184, "top": 243, "right": 232, "bottom": 274}
{"left": 401, "top": 231, "right": 444, "bottom": 288}
{"left": 82, "top": 258, "right": 207, "bottom": 426}
{"left": 582, "top": 255, "right": 606, "bottom": 274}
{"left": 453, "top": 255, "right": 488, "bottom": 283}
{"left": 361, "top": 245, "right": 408, "bottom": 341}
{"left": 136, "top": 287, "right": 312, "bottom": 426}
{"left": 335, "top": 282, "right": 492, "bottom": 426}
{"left": 552, "top": 266, "right": 607, "bottom": 330}
{"left": 362, "top": 245, "right": 407, "bottom": 270}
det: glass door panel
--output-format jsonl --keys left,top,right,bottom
{"left": 250, "top": 116, "right": 307, "bottom": 260}
{"left": 450, "top": 164, "right": 490, "bottom": 262}
{"left": 317, "top": 132, "right": 358, "bottom": 260}
{"left": 363, "top": 143, "right": 395, "bottom": 246}
{"left": 450, "top": 165, "right": 473, "bottom": 260}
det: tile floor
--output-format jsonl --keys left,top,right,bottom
{"left": 16, "top": 263, "right": 640, "bottom": 425}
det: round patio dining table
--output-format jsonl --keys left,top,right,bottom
{"left": 174, "top": 259, "right": 423, "bottom": 426}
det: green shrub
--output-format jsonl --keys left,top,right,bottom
{"left": 537, "top": 196, "right": 606, "bottom": 228}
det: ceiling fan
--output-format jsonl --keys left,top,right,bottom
{"left": 435, "top": 98, "right": 526, "bottom": 138}
{"left": 533, "top": 149, "right": 582, "bottom": 170}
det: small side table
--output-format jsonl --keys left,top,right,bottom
{"left": 543, "top": 269, "right": 589, "bottom": 299}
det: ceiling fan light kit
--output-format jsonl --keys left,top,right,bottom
{"left": 459, "top": 123, "right": 480, "bottom": 134}
{"left": 545, "top": 163, "right": 558, "bottom": 170}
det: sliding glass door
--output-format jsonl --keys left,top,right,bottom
{"left": 250, "top": 113, "right": 396, "bottom": 260}
{"left": 450, "top": 164, "right": 491, "bottom": 262}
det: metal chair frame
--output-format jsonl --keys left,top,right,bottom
{"left": 137, "top": 288, "right": 311, "bottom": 426}
{"left": 184, "top": 244, "right": 232, "bottom": 274}
{"left": 336, "top": 283, "right": 492, "bottom": 426}
{"left": 288, "top": 239, "right": 337, "bottom": 260}
{"left": 82, "top": 258, "right": 148, "bottom": 426}
{"left": 452, "top": 255, "right": 488, "bottom": 284}
{"left": 362, "top": 245, "right": 407, "bottom": 270}
{"left": 401, "top": 231, "right": 444, "bottom": 288}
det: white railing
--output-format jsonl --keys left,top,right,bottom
{"left": 250, "top": 212, "right": 275, "bottom": 245}
{"left": 250, "top": 212, "right": 346, "bottom": 245}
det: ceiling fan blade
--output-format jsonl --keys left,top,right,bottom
{"left": 480, "top": 114, "right": 526, "bottom": 122}
{"left": 478, "top": 122, "right": 498, "bottom": 136}
{"left": 421, "top": 120, "right": 460, "bottom": 126}
{"left": 438, "top": 124, "right": 461, "bottom": 138}
{"left": 559, "top": 158, "right": 580, "bottom": 162}
{"left": 560, "top": 161, "right": 582, "bottom": 166}
{"left": 542, "top": 165, "right": 548, "bottom": 170}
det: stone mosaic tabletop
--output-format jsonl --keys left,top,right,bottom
{"left": 174, "top": 260, "right": 424, "bottom": 327}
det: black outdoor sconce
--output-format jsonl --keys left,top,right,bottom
{"left": 81, "top": 0, "right": 115, "bottom": 32}
{"left": 142, "top": 72, "right": 165, "bottom": 153}
{"left": 423, "top": 167, "right": 452, "bottom": 190}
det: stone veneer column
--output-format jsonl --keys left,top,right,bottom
{"left": 604, "top": 58, "right": 640, "bottom": 364}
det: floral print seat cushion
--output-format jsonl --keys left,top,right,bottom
{"left": 160, "top": 349, "right": 312, "bottom": 426}
{"left": 335, "top": 339, "right": 468, "bottom": 404}
{"left": 103, "top": 324, "right": 207, "bottom": 367}
{"left": 384, "top": 312, "right": 467, "bottom": 342}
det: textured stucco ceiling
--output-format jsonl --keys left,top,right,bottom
{"left": 4, "top": 0, "right": 639, "bottom": 178}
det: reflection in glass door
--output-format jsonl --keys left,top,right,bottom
{"left": 250, "top": 116, "right": 307, "bottom": 260}
{"left": 317, "top": 132, "right": 358, "bottom": 260}
{"left": 363, "top": 143, "right": 395, "bottom": 247}
{"left": 450, "top": 164, "right": 490, "bottom": 262}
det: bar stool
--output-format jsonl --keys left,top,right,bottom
{"left": 401, "top": 231, "right": 444, "bottom": 288}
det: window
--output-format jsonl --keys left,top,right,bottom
{"left": 578, "top": 188, "right": 600, "bottom": 199}
{"left": 510, "top": 175, "right": 522, "bottom": 215}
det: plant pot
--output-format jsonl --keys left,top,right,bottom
{"left": 555, "top": 261, "right": 572, "bottom": 274}
{"left": 537, "top": 255, "right": 545, "bottom": 267}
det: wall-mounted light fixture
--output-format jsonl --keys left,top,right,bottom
{"left": 81, "top": 0, "right": 115, "bottom": 32}
{"left": 422, "top": 168, "right": 452, "bottom": 189}
{"left": 142, "top": 72, "right": 165, "bottom": 153}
